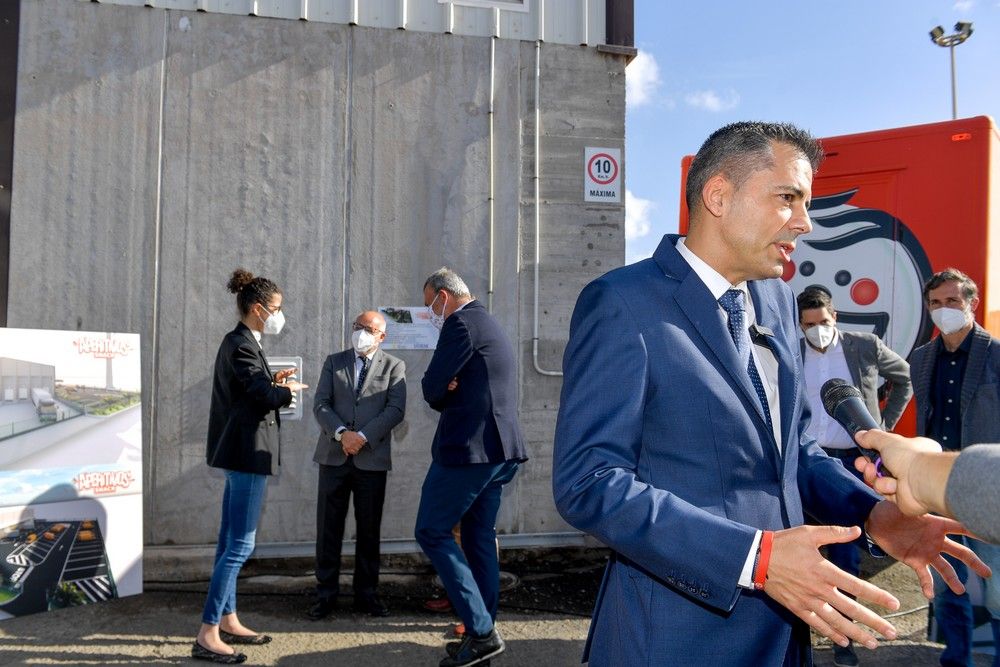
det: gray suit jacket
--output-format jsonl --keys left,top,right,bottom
{"left": 947, "top": 444, "right": 1000, "bottom": 544}
{"left": 312, "top": 347, "right": 406, "bottom": 471}
{"left": 800, "top": 330, "right": 912, "bottom": 429}
{"left": 910, "top": 322, "right": 1000, "bottom": 447}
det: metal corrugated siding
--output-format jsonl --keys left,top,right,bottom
{"left": 78, "top": 0, "right": 605, "bottom": 46}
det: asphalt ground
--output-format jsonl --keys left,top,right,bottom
{"left": 0, "top": 549, "right": 993, "bottom": 666}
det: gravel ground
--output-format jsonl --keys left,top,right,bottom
{"left": 0, "top": 548, "right": 993, "bottom": 665}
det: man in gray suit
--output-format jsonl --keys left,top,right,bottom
{"left": 309, "top": 310, "right": 406, "bottom": 619}
{"left": 797, "top": 287, "right": 912, "bottom": 667}
{"left": 909, "top": 268, "right": 1000, "bottom": 667}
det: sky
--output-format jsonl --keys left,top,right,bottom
{"left": 624, "top": 0, "right": 1000, "bottom": 263}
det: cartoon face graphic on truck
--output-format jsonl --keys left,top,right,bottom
{"left": 783, "top": 189, "right": 934, "bottom": 360}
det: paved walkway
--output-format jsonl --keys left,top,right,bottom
{"left": 0, "top": 588, "right": 589, "bottom": 666}
{"left": 0, "top": 560, "right": 995, "bottom": 666}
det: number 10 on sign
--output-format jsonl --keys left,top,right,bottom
{"left": 584, "top": 147, "right": 622, "bottom": 203}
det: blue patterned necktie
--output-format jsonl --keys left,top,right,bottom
{"left": 356, "top": 356, "right": 369, "bottom": 398}
{"left": 718, "top": 289, "right": 773, "bottom": 430}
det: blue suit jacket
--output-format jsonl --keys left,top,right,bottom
{"left": 422, "top": 300, "right": 528, "bottom": 465}
{"left": 553, "top": 235, "right": 880, "bottom": 666}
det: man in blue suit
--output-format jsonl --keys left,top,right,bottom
{"left": 553, "top": 122, "right": 989, "bottom": 666}
{"left": 415, "top": 267, "right": 528, "bottom": 667}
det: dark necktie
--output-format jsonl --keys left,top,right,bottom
{"left": 356, "top": 356, "right": 369, "bottom": 398}
{"left": 718, "top": 289, "right": 773, "bottom": 430}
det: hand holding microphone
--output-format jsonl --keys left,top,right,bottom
{"left": 819, "top": 378, "right": 891, "bottom": 477}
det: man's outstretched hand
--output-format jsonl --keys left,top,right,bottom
{"left": 866, "top": 499, "right": 991, "bottom": 598}
{"left": 765, "top": 525, "right": 899, "bottom": 649}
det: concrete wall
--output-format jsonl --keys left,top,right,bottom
{"left": 7, "top": 0, "right": 625, "bottom": 567}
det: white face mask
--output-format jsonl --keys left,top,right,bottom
{"left": 259, "top": 305, "right": 285, "bottom": 335}
{"left": 352, "top": 328, "right": 378, "bottom": 354}
{"left": 804, "top": 324, "right": 835, "bottom": 350}
{"left": 428, "top": 292, "right": 447, "bottom": 331}
{"left": 930, "top": 306, "right": 971, "bottom": 335}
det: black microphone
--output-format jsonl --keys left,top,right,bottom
{"left": 819, "top": 378, "right": 889, "bottom": 476}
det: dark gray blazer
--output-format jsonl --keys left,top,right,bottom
{"left": 312, "top": 347, "right": 406, "bottom": 471}
{"left": 910, "top": 323, "right": 1000, "bottom": 447}
{"left": 800, "top": 330, "right": 912, "bottom": 429}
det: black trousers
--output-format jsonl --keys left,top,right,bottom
{"left": 315, "top": 459, "right": 387, "bottom": 600}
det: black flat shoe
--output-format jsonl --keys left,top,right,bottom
{"left": 191, "top": 642, "right": 247, "bottom": 664}
{"left": 219, "top": 630, "right": 272, "bottom": 645}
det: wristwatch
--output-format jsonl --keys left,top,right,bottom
{"left": 334, "top": 427, "right": 346, "bottom": 442}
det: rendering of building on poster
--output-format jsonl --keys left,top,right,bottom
{"left": 0, "top": 328, "right": 142, "bottom": 619}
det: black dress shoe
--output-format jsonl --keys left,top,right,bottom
{"left": 307, "top": 597, "right": 338, "bottom": 620}
{"left": 445, "top": 640, "right": 492, "bottom": 663}
{"left": 832, "top": 641, "right": 859, "bottom": 667}
{"left": 354, "top": 595, "right": 389, "bottom": 617}
{"left": 353, "top": 595, "right": 390, "bottom": 617}
{"left": 191, "top": 642, "right": 247, "bottom": 664}
{"left": 440, "top": 628, "right": 504, "bottom": 667}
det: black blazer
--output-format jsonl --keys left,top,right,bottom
{"left": 207, "top": 322, "right": 292, "bottom": 475}
{"left": 421, "top": 300, "right": 528, "bottom": 465}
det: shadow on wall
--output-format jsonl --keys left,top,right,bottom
{"left": 17, "top": 2, "right": 445, "bottom": 116}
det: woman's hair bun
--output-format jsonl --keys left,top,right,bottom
{"left": 227, "top": 268, "right": 255, "bottom": 294}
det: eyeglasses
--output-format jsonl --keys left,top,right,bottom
{"left": 259, "top": 303, "right": 282, "bottom": 314}
{"left": 353, "top": 322, "right": 384, "bottom": 335}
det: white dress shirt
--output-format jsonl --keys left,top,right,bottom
{"left": 676, "top": 237, "right": 784, "bottom": 589}
{"left": 334, "top": 348, "right": 378, "bottom": 444}
{"left": 354, "top": 349, "right": 377, "bottom": 391}
{"left": 801, "top": 330, "right": 855, "bottom": 449}
{"left": 676, "top": 238, "right": 782, "bottom": 445}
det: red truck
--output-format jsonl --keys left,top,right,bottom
{"left": 680, "top": 116, "right": 1000, "bottom": 434}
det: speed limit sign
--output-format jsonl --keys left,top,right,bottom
{"left": 584, "top": 147, "right": 622, "bottom": 203}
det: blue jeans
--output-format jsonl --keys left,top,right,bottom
{"left": 202, "top": 470, "right": 268, "bottom": 625}
{"left": 414, "top": 460, "right": 519, "bottom": 637}
{"left": 933, "top": 537, "right": 1000, "bottom": 667}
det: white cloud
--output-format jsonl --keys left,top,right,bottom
{"left": 625, "top": 190, "right": 654, "bottom": 241}
{"left": 626, "top": 247, "right": 654, "bottom": 264}
{"left": 684, "top": 89, "right": 740, "bottom": 113}
{"left": 626, "top": 51, "right": 661, "bottom": 109}
{"left": 954, "top": 0, "right": 974, "bottom": 11}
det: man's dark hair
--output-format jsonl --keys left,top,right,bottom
{"left": 797, "top": 288, "right": 834, "bottom": 321}
{"left": 227, "top": 268, "right": 281, "bottom": 317}
{"left": 922, "top": 268, "right": 978, "bottom": 303}
{"left": 685, "top": 121, "right": 824, "bottom": 214}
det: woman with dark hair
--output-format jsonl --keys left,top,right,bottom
{"left": 193, "top": 268, "right": 308, "bottom": 664}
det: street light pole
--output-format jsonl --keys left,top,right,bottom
{"left": 930, "top": 22, "right": 974, "bottom": 120}
{"left": 949, "top": 43, "right": 957, "bottom": 120}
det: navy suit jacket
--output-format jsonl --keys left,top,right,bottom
{"left": 422, "top": 300, "right": 528, "bottom": 465}
{"left": 553, "top": 235, "right": 880, "bottom": 666}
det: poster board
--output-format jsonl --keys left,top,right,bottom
{"left": 0, "top": 328, "right": 142, "bottom": 619}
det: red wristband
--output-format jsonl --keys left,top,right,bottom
{"left": 753, "top": 530, "right": 774, "bottom": 590}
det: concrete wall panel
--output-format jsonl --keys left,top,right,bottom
{"left": 154, "top": 11, "right": 352, "bottom": 544}
{"left": 8, "top": 1, "right": 626, "bottom": 565}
